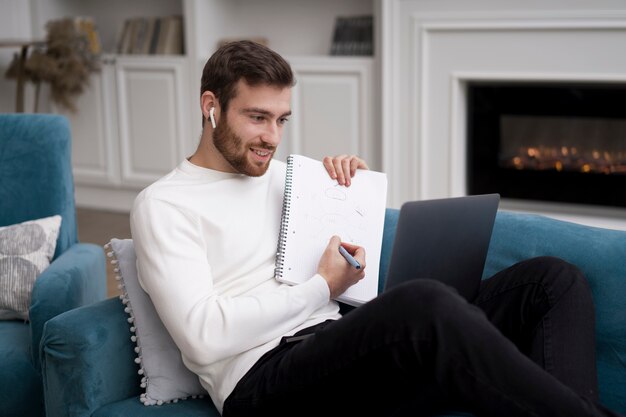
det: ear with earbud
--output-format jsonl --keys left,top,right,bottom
{"left": 209, "top": 107, "right": 217, "bottom": 129}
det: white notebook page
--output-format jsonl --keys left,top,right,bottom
{"left": 275, "top": 154, "right": 388, "bottom": 306}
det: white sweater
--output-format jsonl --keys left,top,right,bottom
{"left": 130, "top": 159, "right": 341, "bottom": 413}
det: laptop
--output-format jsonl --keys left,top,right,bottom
{"left": 383, "top": 194, "right": 500, "bottom": 303}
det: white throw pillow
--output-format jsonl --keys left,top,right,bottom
{"left": 106, "top": 238, "right": 207, "bottom": 406}
{"left": 0, "top": 215, "right": 61, "bottom": 320}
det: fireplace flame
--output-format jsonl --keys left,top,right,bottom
{"left": 502, "top": 146, "right": 626, "bottom": 175}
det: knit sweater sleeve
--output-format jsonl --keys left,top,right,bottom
{"left": 130, "top": 196, "right": 330, "bottom": 367}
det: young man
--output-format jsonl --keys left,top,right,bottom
{"left": 131, "top": 41, "right": 621, "bottom": 417}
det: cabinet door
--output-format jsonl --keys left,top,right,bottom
{"left": 55, "top": 61, "right": 120, "bottom": 186}
{"left": 278, "top": 57, "right": 375, "bottom": 167}
{"left": 115, "top": 56, "right": 190, "bottom": 188}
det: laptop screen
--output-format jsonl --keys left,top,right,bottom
{"left": 383, "top": 194, "right": 500, "bottom": 302}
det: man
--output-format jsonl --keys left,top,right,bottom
{"left": 131, "top": 41, "right": 621, "bottom": 417}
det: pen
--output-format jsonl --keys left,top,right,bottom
{"left": 338, "top": 245, "right": 361, "bottom": 269}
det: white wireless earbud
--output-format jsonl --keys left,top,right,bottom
{"left": 209, "top": 107, "right": 216, "bottom": 129}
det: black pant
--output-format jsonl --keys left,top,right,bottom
{"left": 223, "top": 257, "right": 621, "bottom": 417}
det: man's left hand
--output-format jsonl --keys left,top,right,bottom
{"left": 322, "top": 155, "right": 369, "bottom": 187}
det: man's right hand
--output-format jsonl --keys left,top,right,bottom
{"left": 317, "top": 236, "right": 366, "bottom": 299}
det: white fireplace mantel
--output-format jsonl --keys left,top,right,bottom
{"left": 381, "top": 1, "right": 626, "bottom": 230}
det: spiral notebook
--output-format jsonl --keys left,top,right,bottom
{"left": 275, "top": 154, "right": 388, "bottom": 306}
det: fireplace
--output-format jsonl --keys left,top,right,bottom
{"left": 467, "top": 83, "right": 626, "bottom": 208}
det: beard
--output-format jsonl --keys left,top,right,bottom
{"left": 212, "top": 119, "right": 275, "bottom": 177}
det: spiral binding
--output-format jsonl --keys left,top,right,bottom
{"left": 274, "top": 155, "right": 294, "bottom": 278}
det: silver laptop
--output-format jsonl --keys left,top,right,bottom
{"left": 383, "top": 194, "right": 500, "bottom": 302}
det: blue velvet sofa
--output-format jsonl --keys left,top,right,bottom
{"left": 0, "top": 114, "right": 107, "bottom": 417}
{"left": 40, "top": 209, "right": 626, "bottom": 416}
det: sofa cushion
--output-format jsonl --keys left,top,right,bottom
{"left": 0, "top": 215, "right": 61, "bottom": 320}
{"left": 106, "top": 238, "right": 207, "bottom": 406}
{"left": 0, "top": 321, "right": 44, "bottom": 417}
{"left": 484, "top": 210, "right": 626, "bottom": 413}
{"left": 92, "top": 396, "right": 219, "bottom": 417}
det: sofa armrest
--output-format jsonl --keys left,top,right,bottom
{"left": 485, "top": 211, "right": 626, "bottom": 413}
{"left": 41, "top": 297, "right": 141, "bottom": 417}
{"left": 29, "top": 242, "right": 107, "bottom": 369}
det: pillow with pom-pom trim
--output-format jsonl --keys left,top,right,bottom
{"left": 106, "top": 238, "right": 207, "bottom": 405}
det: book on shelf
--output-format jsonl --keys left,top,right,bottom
{"left": 116, "top": 15, "right": 184, "bottom": 55}
{"left": 330, "top": 15, "right": 373, "bottom": 56}
{"left": 116, "top": 19, "right": 130, "bottom": 54}
{"left": 139, "top": 18, "right": 156, "bottom": 55}
{"left": 148, "top": 18, "right": 161, "bottom": 55}
{"left": 160, "top": 16, "right": 184, "bottom": 55}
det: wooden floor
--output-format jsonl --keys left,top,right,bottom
{"left": 76, "top": 208, "right": 131, "bottom": 297}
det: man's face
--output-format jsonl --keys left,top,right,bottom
{"left": 213, "top": 80, "right": 291, "bottom": 177}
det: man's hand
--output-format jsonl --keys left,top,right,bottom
{"left": 322, "top": 155, "right": 369, "bottom": 187}
{"left": 317, "top": 236, "right": 366, "bottom": 299}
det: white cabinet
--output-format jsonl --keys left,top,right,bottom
{"left": 27, "top": 0, "right": 380, "bottom": 210}
{"left": 276, "top": 57, "right": 376, "bottom": 165}
{"left": 114, "top": 56, "right": 192, "bottom": 187}
{"left": 61, "top": 68, "right": 116, "bottom": 187}
{"left": 59, "top": 55, "right": 191, "bottom": 210}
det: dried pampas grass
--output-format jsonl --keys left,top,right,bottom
{"left": 4, "top": 17, "right": 100, "bottom": 112}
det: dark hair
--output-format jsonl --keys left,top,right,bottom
{"left": 200, "top": 40, "right": 295, "bottom": 119}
